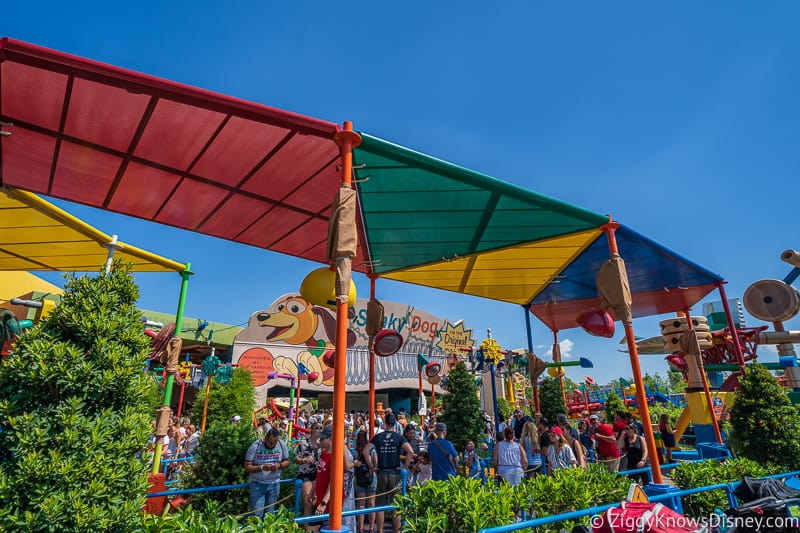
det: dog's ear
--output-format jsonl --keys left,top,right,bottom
{"left": 313, "top": 306, "right": 357, "bottom": 347}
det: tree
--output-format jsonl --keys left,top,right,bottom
{"left": 191, "top": 367, "right": 256, "bottom": 428}
{"left": 0, "top": 262, "right": 156, "bottom": 532}
{"left": 642, "top": 372, "right": 669, "bottom": 394}
{"left": 729, "top": 363, "right": 800, "bottom": 470}
{"left": 538, "top": 377, "right": 567, "bottom": 422}
{"left": 668, "top": 370, "right": 686, "bottom": 393}
{"left": 440, "top": 362, "right": 484, "bottom": 452}
{"left": 604, "top": 392, "right": 627, "bottom": 424}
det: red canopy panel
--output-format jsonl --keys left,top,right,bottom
{"left": 0, "top": 38, "right": 370, "bottom": 269}
{"left": 529, "top": 284, "right": 719, "bottom": 333}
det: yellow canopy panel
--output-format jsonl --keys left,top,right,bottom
{"left": 0, "top": 188, "right": 185, "bottom": 273}
{"left": 382, "top": 229, "right": 602, "bottom": 305}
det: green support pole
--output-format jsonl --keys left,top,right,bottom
{"left": 152, "top": 263, "right": 192, "bottom": 474}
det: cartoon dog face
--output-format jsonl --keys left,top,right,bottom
{"left": 256, "top": 295, "right": 319, "bottom": 345}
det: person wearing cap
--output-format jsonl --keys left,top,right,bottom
{"left": 363, "top": 412, "right": 414, "bottom": 533}
{"left": 244, "top": 428, "right": 290, "bottom": 518}
{"left": 310, "top": 425, "right": 354, "bottom": 528}
{"left": 546, "top": 426, "right": 577, "bottom": 471}
{"left": 556, "top": 413, "right": 579, "bottom": 441}
{"left": 428, "top": 422, "right": 459, "bottom": 481}
{"left": 590, "top": 414, "right": 620, "bottom": 472}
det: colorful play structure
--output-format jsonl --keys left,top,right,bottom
{"left": 564, "top": 381, "right": 685, "bottom": 417}
{"left": 2, "top": 37, "right": 800, "bottom": 529}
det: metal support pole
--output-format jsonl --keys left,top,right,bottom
{"left": 328, "top": 120, "right": 360, "bottom": 532}
{"left": 523, "top": 305, "right": 541, "bottom": 420}
{"left": 602, "top": 221, "right": 663, "bottom": 485}
{"left": 152, "top": 263, "right": 191, "bottom": 473}
{"left": 369, "top": 276, "right": 377, "bottom": 439}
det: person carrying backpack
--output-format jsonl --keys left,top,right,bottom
{"left": 362, "top": 412, "right": 414, "bottom": 533}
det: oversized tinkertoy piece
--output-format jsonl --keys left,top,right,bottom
{"left": 576, "top": 307, "right": 615, "bottom": 338}
{"left": 147, "top": 322, "right": 176, "bottom": 361}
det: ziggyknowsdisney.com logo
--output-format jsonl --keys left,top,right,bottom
{"left": 590, "top": 511, "right": 800, "bottom": 531}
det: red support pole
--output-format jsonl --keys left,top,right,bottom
{"left": 176, "top": 378, "right": 186, "bottom": 419}
{"left": 553, "top": 330, "right": 566, "bottom": 404}
{"left": 716, "top": 282, "right": 746, "bottom": 370}
{"left": 602, "top": 220, "right": 664, "bottom": 485}
{"left": 369, "top": 275, "right": 377, "bottom": 439}
{"left": 328, "top": 120, "right": 361, "bottom": 532}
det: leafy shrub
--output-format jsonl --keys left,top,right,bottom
{"left": 395, "top": 476, "right": 523, "bottom": 532}
{"left": 729, "top": 363, "right": 800, "bottom": 471}
{"left": 139, "top": 501, "right": 302, "bottom": 532}
{"left": 182, "top": 420, "right": 259, "bottom": 515}
{"left": 671, "top": 457, "right": 779, "bottom": 517}
{"left": 395, "top": 464, "right": 629, "bottom": 533}
{"left": 646, "top": 403, "right": 684, "bottom": 425}
{"left": 191, "top": 367, "right": 256, "bottom": 428}
{"left": 0, "top": 262, "right": 156, "bottom": 532}
{"left": 520, "top": 464, "right": 631, "bottom": 532}
{"left": 440, "top": 362, "right": 485, "bottom": 452}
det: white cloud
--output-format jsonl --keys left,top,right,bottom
{"left": 544, "top": 338, "right": 575, "bottom": 359}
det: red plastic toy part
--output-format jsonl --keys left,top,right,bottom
{"left": 576, "top": 308, "right": 615, "bottom": 338}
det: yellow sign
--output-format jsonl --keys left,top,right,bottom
{"left": 436, "top": 321, "right": 474, "bottom": 353}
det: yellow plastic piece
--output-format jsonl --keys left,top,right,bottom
{"left": 299, "top": 267, "right": 356, "bottom": 310}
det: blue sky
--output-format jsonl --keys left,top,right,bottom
{"left": 4, "top": 2, "right": 800, "bottom": 384}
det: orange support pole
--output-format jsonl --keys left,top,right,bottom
{"left": 328, "top": 121, "right": 361, "bottom": 532}
{"left": 369, "top": 276, "right": 377, "bottom": 439}
{"left": 683, "top": 308, "right": 724, "bottom": 445}
{"left": 602, "top": 220, "right": 663, "bottom": 485}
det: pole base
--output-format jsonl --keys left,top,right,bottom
{"left": 644, "top": 483, "right": 683, "bottom": 514}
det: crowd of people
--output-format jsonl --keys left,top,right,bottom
{"left": 153, "top": 405, "right": 678, "bottom": 532}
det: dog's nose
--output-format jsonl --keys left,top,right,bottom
{"left": 256, "top": 313, "right": 270, "bottom": 321}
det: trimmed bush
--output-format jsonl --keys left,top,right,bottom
{"left": 0, "top": 263, "right": 156, "bottom": 532}
{"left": 139, "top": 502, "right": 302, "bottom": 532}
{"left": 539, "top": 377, "right": 567, "bottom": 422}
{"left": 395, "top": 464, "right": 630, "bottom": 533}
{"left": 728, "top": 363, "right": 800, "bottom": 471}
{"left": 671, "top": 457, "right": 779, "bottom": 517}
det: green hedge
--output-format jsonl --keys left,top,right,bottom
{"left": 671, "top": 457, "right": 780, "bottom": 517}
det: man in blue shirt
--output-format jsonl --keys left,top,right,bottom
{"left": 428, "top": 422, "right": 459, "bottom": 481}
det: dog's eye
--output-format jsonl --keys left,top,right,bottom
{"left": 288, "top": 302, "right": 306, "bottom": 314}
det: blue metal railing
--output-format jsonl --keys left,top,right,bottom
{"left": 476, "top": 469, "right": 800, "bottom": 533}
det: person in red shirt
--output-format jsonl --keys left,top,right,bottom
{"left": 590, "top": 414, "right": 620, "bottom": 473}
{"left": 612, "top": 411, "right": 628, "bottom": 470}
{"left": 311, "top": 426, "right": 354, "bottom": 524}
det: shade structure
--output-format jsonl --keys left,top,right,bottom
{"left": 0, "top": 187, "right": 184, "bottom": 272}
{"left": 0, "top": 37, "right": 723, "bottom": 330}
{"left": 0, "top": 271, "right": 63, "bottom": 301}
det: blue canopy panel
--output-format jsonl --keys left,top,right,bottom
{"left": 529, "top": 224, "right": 723, "bottom": 331}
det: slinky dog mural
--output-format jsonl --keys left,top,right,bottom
{"left": 232, "top": 293, "right": 473, "bottom": 393}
